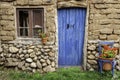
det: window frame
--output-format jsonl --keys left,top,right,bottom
{"left": 16, "top": 8, "right": 44, "bottom": 38}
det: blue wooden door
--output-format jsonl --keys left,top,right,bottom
{"left": 58, "top": 8, "right": 86, "bottom": 66}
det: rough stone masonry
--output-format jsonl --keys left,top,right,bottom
{"left": 0, "top": 0, "right": 120, "bottom": 73}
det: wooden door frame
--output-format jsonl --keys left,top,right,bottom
{"left": 57, "top": 7, "right": 89, "bottom": 69}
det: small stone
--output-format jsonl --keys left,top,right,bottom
{"left": 42, "top": 63, "right": 47, "bottom": 67}
{"left": 23, "top": 50, "right": 27, "bottom": 54}
{"left": 49, "top": 57, "right": 55, "bottom": 61}
{"left": 92, "top": 51, "right": 96, "bottom": 55}
{"left": 87, "top": 51, "right": 91, "bottom": 55}
{"left": 87, "top": 63, "right": 91, "bottom": 69}
{"left": 48, "top": 52, "right": 55, "bottom": 57}
{"left": 26, "top": 58, "right": 33, "bottom": 63}
{"left": 46, "top": 59, "right": 51, "bottom": 65}
{"left": 44, "top": 49, "right": 51, "bottom": 52}
{"left": 40, "top": 59, "right": 45, "bottom": 63}
{"left": 16, "top": 44, "right": 22, "bottom": 48}
{"left": 0, "top": 48, "right": 3, "bottom": 53}
{"left": 20, "top": 54, "right": 24, "bottom": 58}
{"left": 32, "top": 69, "right": 36, "bottom": 73}
{"left": 36, "top": 52, "right": 41, "bottom": 56}
{"left": 44, "top": 53, "right": 48, "bottom": 56}
{"left": 51, "top": 62, "right": 55, "bottom": 67}
{"left": 18, "top": 61, "right": 25, "bottom": 68}
{"left": 89, "top": 68, "right": 94, "bottom": 71}
{"left": 26, "top": 67, "right": 32, "bottom": 71}
{"left": 9, "top": 47, "right": 19, "bottom": 53}
{"left": 30, "top": 46, "right": 35, "bottom": 49}
{"left": 0, "top": 53, "right": 4, "bottom": 57}
{"left": 44, "top": 56, "right": 48, "bottom": 59}
{"left": 22, "top": 66, "right": 26, "bottom": 71}
{"left": 88, "top": 55, "right": 95, "bottom": 59}
{"left": 43, "top": 66, "right": 55, "bottom": 72}
{"left": 87, "top": 60, "right": 97, "bottom": 65}
{"left": 37, "top": 45, "right": 42, "bottom": 48}
{"left": 43, "top": 46, "right": 49, "bottom": 49}
{"left": 25, "top": 63, "right": 30, "bottom": 67}
{"left": 116, "top": 55, "right": 120, "bottom": 60}
{"left": 25, "top": 54, "right": 29, "bottom": 58}
{"left": 19, "top": 48, "right": 23, "bottom": 53}
{"left": 116, "top": 66, "right": 120, "bottom": 71}
{"left": 117, "top": 60, "right": 120, "bottom": 66}
{"left": 33, "top": 57, "right": 37, "bottom": 62}
{"left": 41, "top": 49, "right": 44, "bottom": 52}
{"left": 113, "top": 43, "right": 119, "bottom": 48}
{"left": 99, "top": 35, "right": 107, "bottom": 40}
{"left": 88, "top": 45, "right": 96, "bottom": 51}
{"left": 30, "top": 53, "right": 36, "bottom": 58}
{"left": 28, "top": 49, "right": 33, "bottom": 53}
{"left": 12, "top": 58, "right": 18, "bottom": 62}
{"left": 37, "top": 61, "right": 42, "bottom": 69}
{"left": 38, "top": 56, "right": 41, "bottom": 59}
{"left": 30, "top": 62, "right": 37, "bottom": 68}
{"left": 5, "top": 62, "right": 18, "bottom": 67}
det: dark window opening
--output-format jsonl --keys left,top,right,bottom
{"left": 19, "top": 11, "right": 29, "bottom": 37}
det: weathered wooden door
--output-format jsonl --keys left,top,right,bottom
{"left": 58, "top": 8, "right": 86, "bottom": 66}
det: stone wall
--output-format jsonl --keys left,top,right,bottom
{"left": 0, "top": 0, "right": 57, "bottom": 73}
{"left": 0, "top": 0, "right": 57, "bottom": 41}
{"left": 0, "top": 1, "right": 15, "bottom": 41}
{"left": 86, "top": 0, "right": 120, "bottom": 71}
{"left": 0, "top": 41, "right": 57, "bottom": 73}
{"left": 88, "top": 0, "right": 120, "bottom": 40}
{"left": 1, "top": 0, "right": 120, "bottom": 72}
{"left": 57, "top": 0, "right": 87, "bottom": 8}
{"left": 87, "top": 40, "right": 120, "bottom": 71}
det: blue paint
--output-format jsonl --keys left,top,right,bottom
{"left": 58, "top": 8, "right": 86, "bottom": 66}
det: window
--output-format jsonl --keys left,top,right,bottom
{"left": 16, "top": 8, "right": 44, "bottom": 38}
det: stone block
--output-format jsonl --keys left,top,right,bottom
{"left": 15, "top": 0, "right": 29, "bottom": 5}
{"left": 87, "top": 60, "right": 97, "bottom": 65}
{"left": 101, "top": 9, "right": 120, "bottom": 14}
{"left": 114, "top": 29, "right": 120, "bottom": 35}
{"left": 0, "top": 0, "right": 15, "bottom": 2}
{"left": 90, "top": 14, "right": 106, "bottom": 20}
{"left": 87, "top": 55, "right": 95, "bottom": 60}
{"left": 9, "top": 47, "right": 19, "bottom": 53}
{"left": 29, "top": 0, "right": 43, "bottom": 5}
{"left": 0, "top": 31, "right": 8, "bottom": 36}
{"left": 6, "top": 31, "right": 15, "bottom": 36}
{"left": 100, "top": 28, "right": 113, "bottom": 34}
{"left": 0, "top": 20, "right": 13, "bottom": 26}
{"left": 112, "top": 4, "right": 120, "bottom": 9}
{"left": 1, "top": 36, "right": 14, "bottom": 41}
{"left": 95, "top": 4, "right": 108, "bottom": 9}
{"left": 0, "top": 2, "right": 13, "bottom": 9}
{"left": 108, "top": 14, "right": 120, "bottom": 19}
{"left": 113, "top": 43, "right": 119, "bottom": 48}
{"left": 88, "top": 45, "right": 96, "bottom": 51}
{"left": 107, "top": 35, "right": 118, "bottom": 40}
{"left": 88, "top": 35, "right": 99, "bottom": 40}
{"left": 99, "top": 35, "right": 107, "bottom": 40}
{"left": 2, "top": 15, "right": 14, "bottom": 20}
{"left": 92, "top": 0, "right": 120, "bottom": 3}
{"left": 91, "top": 0, "right": 105, "bottom": 3}
{"left": 3, "top": 26, "right": 15, "bottom": 31}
